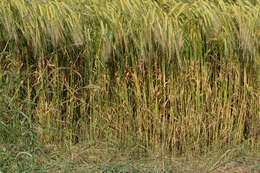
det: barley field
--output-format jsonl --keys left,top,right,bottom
{"left": 0, "top": 0, "right": 259, "bottom": 172}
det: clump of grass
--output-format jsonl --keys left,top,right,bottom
{"left": 0, "top": 0, "right": 259, "bottom": 160}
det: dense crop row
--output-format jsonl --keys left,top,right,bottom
{"left": 0, "top": 0, "right": 259, "bottom": 155}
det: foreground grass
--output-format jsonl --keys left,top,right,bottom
{"left": 1, "top": 142, "right": 259, "bottom": 172}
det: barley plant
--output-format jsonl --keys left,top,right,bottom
{"left": 0, "top": 0, "right": 259, "bottom": 171}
